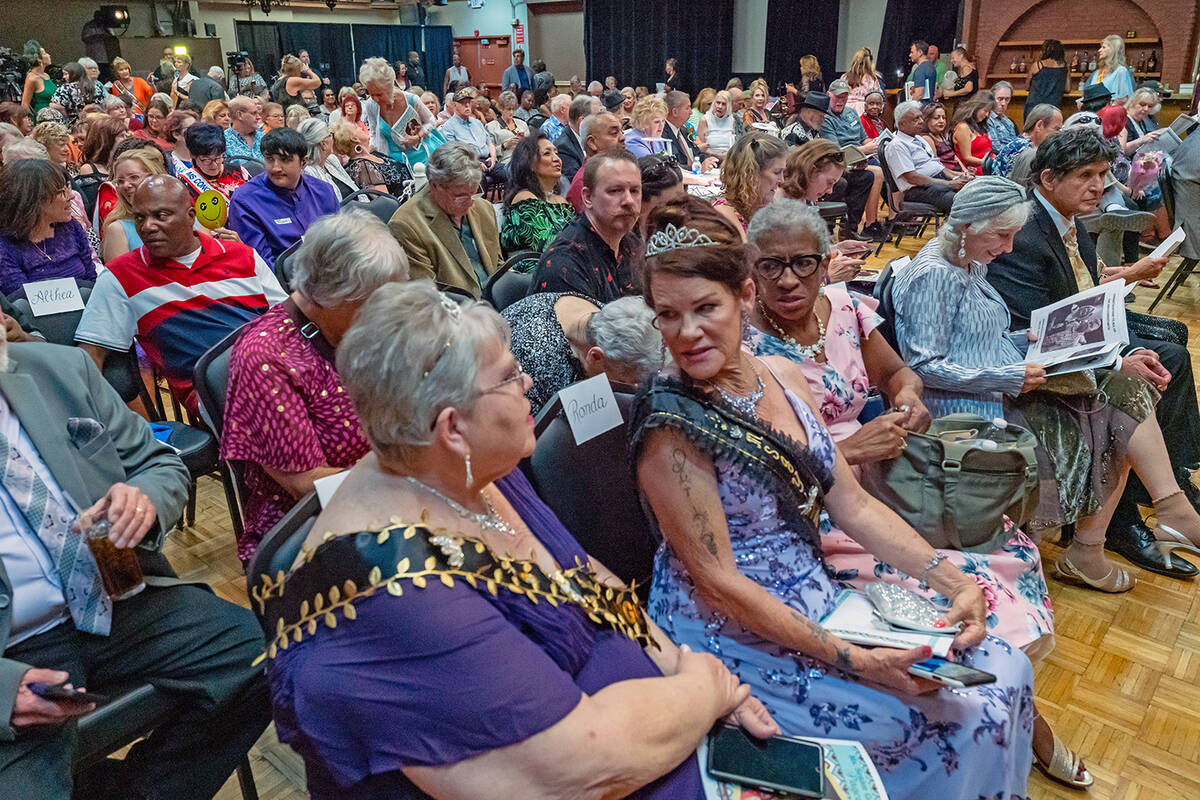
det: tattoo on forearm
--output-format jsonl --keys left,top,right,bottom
{"left": 835, "top": 646, "right": 856, "bottom": 674}
{"left": 671, "top": 447, "right": 719, "bottom": 559}
{"left": 792, "top": 610, "right": 830, "bottom": 644}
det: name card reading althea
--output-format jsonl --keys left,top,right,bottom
{"left": 558, "top": 373, "right": 624, "bottom": 445}
{"left": 24, "top": 278, "right": 85, "bottom": 317}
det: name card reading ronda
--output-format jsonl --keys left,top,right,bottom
{"left": 557, "top": 373, "right": 623, "bottom": 445}
{"left": 25, "top": 278, "right": 85, "bottom": 317}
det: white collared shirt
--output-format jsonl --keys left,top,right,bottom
{"left": 1033, "top": 187, "right": 1074, "bottom": 238}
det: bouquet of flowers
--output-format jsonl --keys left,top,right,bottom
{"left": 1128, "top": 149, "right": 1165, "bottom": 198}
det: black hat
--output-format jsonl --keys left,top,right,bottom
{"left": 1138, "top": 79, "right": 1170, "bottom": 97}
{"left": 801, "top": 91, "right": 830, "bottom": 113}
{"left": 1080, "top": 83, "right": 1113, "bottom": 107}
{"left": 601, "top": 89, "right": 625, "bottom": 112}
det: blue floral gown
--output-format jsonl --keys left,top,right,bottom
{"left": 644, "top": 372, "right": 1036, "bottom": 800}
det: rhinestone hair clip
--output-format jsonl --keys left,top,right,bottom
{"left": 422, "top": 293, "right": 464, "bottom": 378}
{"left": 645, "top": 223, "right": 721, "bottom": 258}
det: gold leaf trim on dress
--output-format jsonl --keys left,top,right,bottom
{"left": 253, "top": 518, "right": 655, "bottom": 664}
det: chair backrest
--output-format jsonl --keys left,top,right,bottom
{"left": 483, "top": 252, "right": 537, "bottom": 311}
{"left": 527, "top": 113, "right": 548, "bottom": 130}
{"left": 1161, "top": 160, "right": 1177, "bottom": 228}
{"left": 981, "top": 152, "right": 995, "bottom": 176}
{"left": 872, "top": 256, "right": 904, "bottom": 353}
{"left": 273, "top": 239, "right": 302, "bottom": 293}
{"left": 246, "top": 491, "right": 321, "bottom": 632}
{"left": 874, "top": 132, "right": 901, "bottom": 208}
{"left": 193, "top": 324, "right": 248, "bottom": 441}
{"left": 525, "top": 391, "right": 658, "bottom": 587}
{"left": 9, "top": 281, "right": 94, "bottom": 346}
{"left": 230, "top": 157, "right": 265, "bottom": 177}
{"left": 72, "top": 172, "right": 105, "bottom": 219}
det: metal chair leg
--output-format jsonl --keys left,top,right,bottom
{"left": 1148, "top": 257, "right": 1198, "bottom": 314}
{"left": 185, "top": 481, "right": 197, "bottom": 528}
{"left": 236, "top": 756, "right": 259, "bottom": 800}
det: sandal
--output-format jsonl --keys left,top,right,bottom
{"left": 1033, "top": 728, "right": 1094, "bottom": 788}
{"left": 1138, "top": 279, "right": 1160, "bottom": 288}
{"left": 1055, "top": 552, "right": 1135, "bottom": 593}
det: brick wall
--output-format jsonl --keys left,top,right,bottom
{"left": 963, "top": 0, "right": 1199, "bottom": 88}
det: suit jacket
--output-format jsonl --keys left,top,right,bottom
{"left": 987, "top": 198, "right": 1101, "bottom": 332}
{"left": 555, "top": 130, "right": 585, "bottom": 186}
{"left": 664, "top": 121, "right": 699, "bottom": 165}
{"left": 389, "top": 185, "right": 502, "bottom": 299}
{"left": 0, "top": 343, "right": 190, "bottom": 737}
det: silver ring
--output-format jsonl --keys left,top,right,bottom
{"left": 135, "top": 506, "right": 144, "bottom": 513}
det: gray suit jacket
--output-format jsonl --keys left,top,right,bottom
{"left": 0, "top": 343, "right": 190, "bottom": 738}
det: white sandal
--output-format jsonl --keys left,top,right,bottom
{"left": 1033, "top": 729, "right": 1094, "bottom": 788}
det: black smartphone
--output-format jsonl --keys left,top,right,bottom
{"left": 908, "top": 657, "right": 996, "bottom": 688}
{"left": 28, "top": 682, "right": 108, "bottom": 705}
{"left": 707, "top": 724, "right": 825, "bottom": 798}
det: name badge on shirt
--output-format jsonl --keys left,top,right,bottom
{"left": 273, "top": 217, "right": 293, "bottom": 225}
{"left": 24, "top": 277, "right": 85, "bottom": 317}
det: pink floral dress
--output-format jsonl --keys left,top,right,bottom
{"left": 746, "top": 285, "right": 1054, "bottom": 654}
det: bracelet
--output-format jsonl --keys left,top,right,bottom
{"left": 918, "top": 551, "right": 946, "bottom": 590}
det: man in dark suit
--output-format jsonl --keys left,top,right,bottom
{"left": 663, "top": 90, "right": 715, "bottom": 172}
{"left": 554, "top": 95, "right": 592, "bottom": 184}
{"left": 988, "top": 127, "right": 1197, "bottom": 579}
{"left": 0, "top": 342, "right": 270, "bottom": 797}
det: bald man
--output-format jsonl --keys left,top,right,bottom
{"left": 76, "top": 176, "right": 285, "bottom": 415}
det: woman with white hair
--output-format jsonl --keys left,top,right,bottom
{"left": 501, "top": 292, "right": 661, "bottom": 411}
{"left": 260, "top": 278, "right": 776, "bottom": 799}
{"left": 221, "top": 208, "right": 409, "bottom": 564}
{"left": 485, "top": 90, "right": 528, "bottom": 171}
{"left": 1084, "top": 34, "right": 1136, "bottom": 103}
{"left": 358, "top": 57, "right": 441, "bottom": 168}
{"left": 892, "top": 177, "right": 1200, "bottom": 601}
{"left": 1120, "top": 86, "right": 1164, "bottom": 155}
{"left": 297, "top": 117, "right": 357, "bottom": 199}
{"left": 696, "top": 89, "right": 735, "bottom": 158}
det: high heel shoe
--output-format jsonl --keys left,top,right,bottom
{"left": 1033, "top": 726, "right": 1094, "bottom": 788}
{"left": 1151, "top": 490, "right": 1200, "bottom": 558}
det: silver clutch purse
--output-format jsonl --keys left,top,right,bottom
{"left": 863, "top": 583, "right": 958, "bottom": 634}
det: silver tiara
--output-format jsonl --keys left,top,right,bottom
{"left": 645, "top": 223, "right": 721, "bottom": 257}
{"left": 437, "top": 292, "right": 462, "bottom": 320}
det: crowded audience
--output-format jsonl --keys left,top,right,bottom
{"left": 2, "top": 27, "right": 1199, "bottom": 800}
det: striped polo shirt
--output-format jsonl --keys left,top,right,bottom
{"left": 75, "top": 231, "right": 287, "bottom": 414}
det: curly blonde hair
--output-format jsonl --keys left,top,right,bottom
{"left": 630, "top": 95, "right": 668, "bottom": 132}
{"left": 719, "top": 131, "right": 788, "bottom": 220}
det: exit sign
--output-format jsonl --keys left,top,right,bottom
{"left": 514, "top": 24, "right": 525, "bottom": 45}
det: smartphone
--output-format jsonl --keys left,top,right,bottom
{"left": 707, "top": 724, "right": 825, "bottom": 798}
{"left": 908, "top": 657, "right": 996, "bottom": 688}
{"left": 28, "top": 681, "right": 108, "bottom": 705}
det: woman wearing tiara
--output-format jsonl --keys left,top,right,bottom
{"left": 630, "top": 197, "right": 1036, "bottom": 800}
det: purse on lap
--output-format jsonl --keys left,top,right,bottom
{"left": 858, "top": 414, "right": 1040, "bottom": 553}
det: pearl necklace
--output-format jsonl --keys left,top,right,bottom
{"left": 402, "top": 476, "right": 517, "bottom": 537}
{"left": 758, "top": 301, "right": 826, "bottom": 362}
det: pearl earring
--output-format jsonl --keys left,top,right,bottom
{"left": 958, "top": 232, "right": 967, "bottom": 262}
{"left": 464, "top": 452, "right": 474, "bottom": 489}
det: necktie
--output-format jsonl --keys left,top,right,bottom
{"left": 1062, "top": 225, "right": 1095, "bottom": 291}
{"left": 0, "top": 431, "right": 111, "bottom": 635}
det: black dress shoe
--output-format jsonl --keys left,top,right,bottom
{"left": 843, "top": 229, "right": 872, "bottom": 242}
{"left": 1178, "top": 468, "right": 1200, "bottom": 512}
{"left": 861, "top": 222, "right": 888, "bottom": 241}
{"left": 1106, "top": 519, "right": 1198, "bottom": 579}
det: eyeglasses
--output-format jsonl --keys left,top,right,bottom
{"left": 477, "top": 361, "right": 526, "bottom": 396}
{"left": 194, "top": 154, "right": 224, "bottom": 169}
{"left": 754, "top": 253, "right": 825, "bottom": 281}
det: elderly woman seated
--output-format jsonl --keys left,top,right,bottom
{"left": 624, "top": 95, "right": 669, "bottom": 158}
{"left": 630, "top": 195, "right": 1036, "bottom": 799}
{"left": 499, "top": 131, "right": 575, "bottom": 256}
{"left": 0, "top": 159, "right": 97, "bottom": 296}
{"left": 296, "top": 117, "right": 358, "bottom": 199}
{"left": 260, "top": 278, "right": 778, "bottom": 799}
{"left": 330, "top": 121, "right": 412, "bottom": 197}
{"left": 891, "top": 177, "right": 1200, "bottom": 597}
{"left": 742, "top": 198, "right": 1091, "bottom": 787}
{"left": 502, "top": 293, "right": 661, "bottom": 411}
{"left": 221, "top": 209, "right": 408, "bottom": 564}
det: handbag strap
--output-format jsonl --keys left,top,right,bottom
{"left": 938, "top": 436, "right": 1040, "bottom": 545}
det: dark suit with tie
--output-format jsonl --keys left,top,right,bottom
{"left": 988, "top": 198, "right": 1200, "bottom": 531}
{"left": 555, "top": 129, "right": 585, "bottom": 187}
{"left": 0, "top": 344, "right": 269, "bottom": 799}
{"left": 664, "top": 121, "right": 699, "bottom": 166}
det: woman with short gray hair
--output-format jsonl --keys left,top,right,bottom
{"left": 220, "top": 208, "right": 409, "bottom": 563}
{"left": 297, "top": 117, "right": 357, "bottom": 198}
{"left": 358, "top": 56, "right": 439, "bottom": 167}
{"left": 502, "top": 291, "right": 662, "bottom": 411}
{"left": 261, "top": 277, "right": 777, "bottom": 799}
{"left": 486, "top": 90, "right": 528, "bottom": 172}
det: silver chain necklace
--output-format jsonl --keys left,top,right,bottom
{"left": 402, "top": 476, "right": 517, "bottom": 537}
{"left": 759, "top": 301, "right": 826, "bottom": 362}
{"left": 709, "top": 363, "right": 765, "bottom": 417}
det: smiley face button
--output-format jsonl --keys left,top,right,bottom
{"left": 194, "top": 190, "right": 228, "bottom": 229}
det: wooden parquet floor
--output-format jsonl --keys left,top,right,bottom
{"left": 174, "top": 231, "right": 1200, "bottom": 799}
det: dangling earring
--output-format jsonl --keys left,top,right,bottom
{"left": 958, "top": 232, "right": 967, "bottom": 262}
{"left": 464, "top": 451, "right": 474, "bottom": 489}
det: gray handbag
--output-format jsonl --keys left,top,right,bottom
{"left": 858, "top": 414, "right": 1040, "bottom": 553}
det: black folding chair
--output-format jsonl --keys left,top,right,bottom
{"left": 246, "top": 491, "right": 322, "bottom": 633}
{"left": 483, "top": 251, "right": 538, "bottom": 311}
{"left": 193, "top": 325, "right": 252, "bottom": 545}
{"left": 523, "top": 390, "right": 658, "bottom": 588}
{"left": 1148, "top": 161, "right": 1199, "bottom": 313}
{"left": 340, "top": 188, "right": 402, "bottom": 225}
{"left": 873, "top": 133, "right": 946, "bottom": 256}
{"left": 272, "top": 239, "right": 303, "bottom": 294}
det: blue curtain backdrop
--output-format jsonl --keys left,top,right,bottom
{"left": 584, "top": 0, "right": 735, "bottom": 95}
{"left": 763, "top": 0, "right": 841, "bottom": 90}
{"left": 876, "top": 0, "right": 960, "bottom": 88}
{"left": 422, "top": 26, "right": 454, "bottom": 95}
